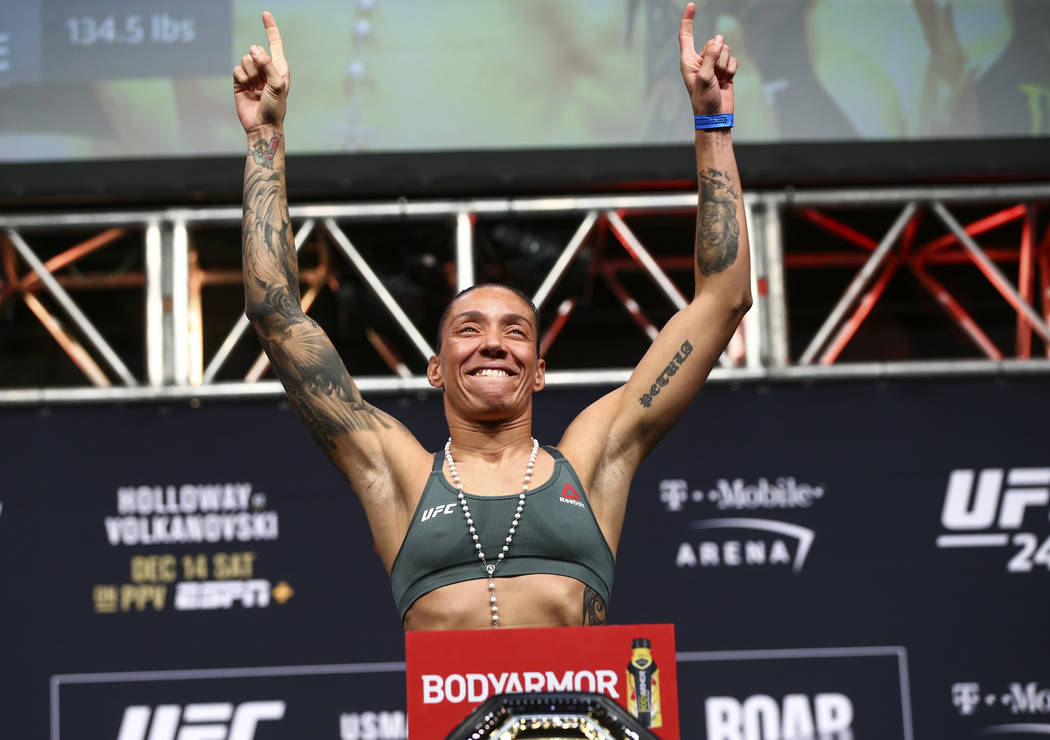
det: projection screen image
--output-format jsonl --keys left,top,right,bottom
{"left": 1, "top": 0, "right": 1048, "bottom": 164}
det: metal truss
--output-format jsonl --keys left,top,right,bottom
{"left": 2, "top": 182, "right": 1049, "bottom": 405}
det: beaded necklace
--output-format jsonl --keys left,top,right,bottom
{"left": 443, "top": 437, "right": 539, "bottom": 628}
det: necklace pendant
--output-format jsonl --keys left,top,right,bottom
{"left": 485, "top": 564, "right": 495, "bottom": 575}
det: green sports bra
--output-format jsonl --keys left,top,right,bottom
{"left": 389, "top": 445, "right": 616, "bottom": 620}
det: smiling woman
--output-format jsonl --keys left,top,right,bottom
{"left": 434, "top": 284, "right": 541, "bottom": 357}
{"left": 426, "top": 286, "right": 547, "bottom": 431}
{"left": 237, "top": 4, "right": 751, "bottom": 630}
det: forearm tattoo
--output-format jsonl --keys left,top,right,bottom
{"left": 242, "top": 147, "right": 400, "bottom": 450}
{"left": 243, "top": 165, "right": 300, "bottom": 323}
{"left": 696, "top": 167, "right": 741, "bottom": 276}
{"left": 638, "top": 340, "right": 693, "bottom": 408}
{"left": 582, "top": 587, "right": 607, "bottom": 626}
{"left": 250, "top": 132, "right": 280, "bottom": 168}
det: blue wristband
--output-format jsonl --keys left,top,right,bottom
{"left": 694, "top": 113, "right": 734, "bottom": 130}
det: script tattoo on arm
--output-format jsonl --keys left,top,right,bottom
{"left": 242, "top": 137, "right": 402, "bottom": 451}
{"left": 696, "top": 167, "right": 741, "bottom": 276}
{"left": 638, "top": 340, "right": 693, "bottom": 408}
{"left": 582, "top": 587, "right": 608, "bottom": 626}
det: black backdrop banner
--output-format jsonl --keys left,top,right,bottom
{"left": 2, "top": 377, "right": 1048, "bottom": 739}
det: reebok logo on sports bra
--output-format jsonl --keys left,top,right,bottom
{"left": 559, "top": 482, "right": 585, "bottom": 508}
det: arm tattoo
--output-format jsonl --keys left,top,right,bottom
{"left": 638, "top": 340, "right": 693, "bottom": 408}
{"left": 582, "top": 587, "right": 607, "bottom": 626}
{"left": 242, "top": 167, "right": 300, "bottom": 322}
{"left": 250, "top": 132, "right": 280, "bottom": 168}
{"left": 696, "top": 167, "right": 741, "bottom": 276}
{"left": 241, "top": 135, "right": 403, "bottom": 450}
{"left": 260, "top": 323, "right": 400, "bottom": 449}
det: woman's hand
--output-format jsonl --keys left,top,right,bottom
{"left": 233, "top": 11, "right": 290, "bottom": 134}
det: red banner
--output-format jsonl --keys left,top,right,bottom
{"left": 405, "top": 623, "right": 678, "bottom": 739}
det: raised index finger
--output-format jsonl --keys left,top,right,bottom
{"left": 261, "top": 11, "right": 286, "bottom": 67}
{"left": 678, "top": 2, "right": 697, "bottom": 58}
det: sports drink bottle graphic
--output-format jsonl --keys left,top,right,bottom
{"left": 626, "top": 637, "right": 662, "bottom": 727}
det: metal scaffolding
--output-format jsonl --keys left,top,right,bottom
{"left": 2, "top": 182, "right": 1049, "bottom": 405}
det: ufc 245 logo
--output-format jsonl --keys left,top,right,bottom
{"left": 938, "top": 468, "right": 1050, "bottom": 572}
{"left": 117, "top": 701, "right": 285, "bottom": 740}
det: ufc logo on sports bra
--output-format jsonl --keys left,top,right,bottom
{"left": 421, "top": 504, "right": 458, "bottom": 522}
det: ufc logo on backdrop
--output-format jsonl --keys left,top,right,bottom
{"left": 116, "top": 701, "right": 285, "bottom": 740}
{"left": 937, "top": 467, "right": 1050, "bottom": 572}
{"left": 941, "top": 468, "right": 1050, "bottom": 530}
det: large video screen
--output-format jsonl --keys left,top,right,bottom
{"left": 2, "top": 0, "right": 1048, "bottom": 166}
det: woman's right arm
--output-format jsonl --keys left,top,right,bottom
{"left": 234, "top": 14, "right": 428, "bottom": 559}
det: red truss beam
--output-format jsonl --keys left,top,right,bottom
{"left": 1017, "top": 207, "right": 1036, "bottom": 358}
{"left": 793, "top": 203, "right": 1049, "bottom": 363}
{"left": 915, "top": 205, "right": 1026, "bottom": 261}
{"left": 539, "top": 298, "right": 577, "bottom": 359}
{"left": 785, "top": 248, "right": 1021, "bottom": 268}
{"left": 910, "top": 266, "right": 1003, "bottom": 361}
{"left": 16, "top": 227, "right": 127, "bottom": 293}
{"left": 1040, "top": 221, "right": 1050, "bottom": 358}
{"left": 819, "top": 257, "right": 901, "bottom": 365}
{"left": 601, "top": 266, "right": 659, "bottom": 341}
{"left": 798, "top": 208, "right": 879, "bottom": 251}
{"left": 898, "top": 208, "right": 922, "bottom": 255}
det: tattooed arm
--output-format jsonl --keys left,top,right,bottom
{"left": 558, "top": 3, "right": 750, "bottom": 550}
{"left": 241, "top": 139, "right": 407, "bottom": 451}
{"left": 233, "top": 14, "right": 428, "bottom": 568}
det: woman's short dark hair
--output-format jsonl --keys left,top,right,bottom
{"left": 435, "top": 283, "right": 541, "bottom": 357}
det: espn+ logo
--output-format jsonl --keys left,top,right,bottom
{"left": 938, "top": 468, "right": 1050, "bottom": 572}
{"left": 116, "top": 701, "right": 285, "bottom": 740}
{"left": 706, "top": 693, "right": 854, "bottom": 740}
